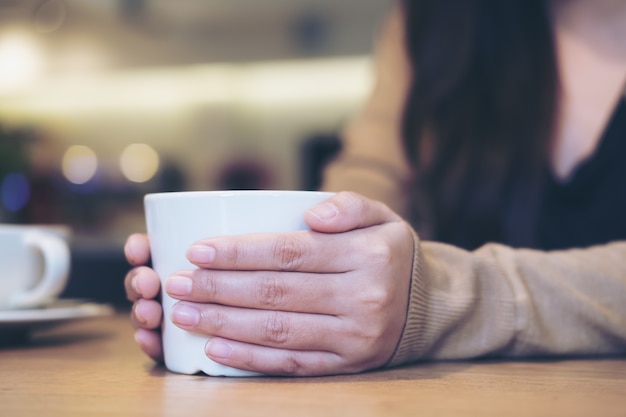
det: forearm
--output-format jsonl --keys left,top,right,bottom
{"left": 391, "top": 236, "right": 626, "bottom": 366}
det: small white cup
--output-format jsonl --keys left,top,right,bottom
{"left": 144, "top": 190, "right": 334, "bottom": 376}
{"left": 0, "top": 224, "right": 71, "bottom": 310}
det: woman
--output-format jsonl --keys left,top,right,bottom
{"left": 125, "top": 0, "right": 626, "bottom": 376}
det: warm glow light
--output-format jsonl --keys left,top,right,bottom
{"left": 57, "top": 38, "right": 110, "bottom": 74}
{"left": 0, "top": 57, "right": 371, "bottom": 116}
{"left": 62, "top": 145, "right": 98, "bottom": 184}
{"left": 234, "top": 58, "right": 371, "bottom": 106}
{"left": 120, "top": 143, "right": 160, "bottom": 183}
{"left": 0, "top": 30, "right": 44, "bottom": 94}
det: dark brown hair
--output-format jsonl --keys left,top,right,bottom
{"left": 401, "top": 0, "right": 559, "bottom": 249}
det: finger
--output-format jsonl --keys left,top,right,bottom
{"left": 165, "top": 269, "right": 348, "bottom": 315}
{"left": 203, "top": 337, "right": 348, "bottom": 377}
{"left": 124, "top": 233, "right": 151, "bottom": 266}
{"left": 134, "top": 328, "right": 164, "bottom": 363}
{"left": 304, "top": 191, "right": 402, "bottom": 233}
{"left": 125, "top": 266, "right": 161, "bottom": 302}
{"left": 170, "top": 302, "right": 344, "bottom": 352}
{"left": 131, "top": 298, "right": 163, "bottom": 330}
{"left": 186, "top": 226, "right": 387, "bottom": 273}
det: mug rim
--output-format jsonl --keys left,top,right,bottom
{"left": 145, "top": 190, "right": 335, "bottom": 202}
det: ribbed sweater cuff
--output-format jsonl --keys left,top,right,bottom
{"left": 387, "top": 226, "right": 429, "bottom": 367}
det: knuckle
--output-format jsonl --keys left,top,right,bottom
{"left": 343, "top": 324, "right": 387, "bottom": 366}
{"left": 256, "top": 274, "right": 286, "bottom": 308}
{"left": 340, "top": 191, "right": 368, "bottom": 213}
{"left": 363, "top": 321, "right": 387, "bottom": 346}
{"left": 338, "top": 190, "right": 362, "bottom": 205}
{"left": 201, "top": 308, "right": 227, "bottom": 333}
{"left": 261, "top": 312, "right": 290, "bottom": 344}
{"left": 220, "top": 241, "right": 244, "bottom": 268}
{"left": 195, "top": 270, "right": 218, "bottom": 300}
{"left": 366, "top": 240, "right": 393, "bottom": 269}
{"left": 272, "top": 236, "right": 305, "bottom": 271}
{"left": 280, "top": 352, "right": 307, "bottom": 376}
{"left": 360, "top": 286, "right": 394, "bottom": 313}
{"left": 242, "top": 349, "right": 257, "bottom": 370}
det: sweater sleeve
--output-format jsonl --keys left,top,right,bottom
{"left": 390, "top": 232, "right": 626, "bottom": 366}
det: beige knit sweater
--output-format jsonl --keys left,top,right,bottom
{"left": 321, "top": 7, "right": 626, "bottom": 366}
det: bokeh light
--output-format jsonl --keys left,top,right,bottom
{"left": 62, "top": 145, "right": 98, "bottom": 184}
{"left": 119, "top": 143, "right": 160, "bottom": 183}
{"left": 0, "top": 30, "right": 44, "bottom": 93}
{"left": 1, "top": 173, "right": 31, "bottom": 212}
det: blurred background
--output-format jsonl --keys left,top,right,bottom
{"left": 0, "top": 0, "right": 391, "bottom": 305}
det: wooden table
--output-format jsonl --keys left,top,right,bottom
{"left": 1, "top": 313, "right": 625, "bottom": 417}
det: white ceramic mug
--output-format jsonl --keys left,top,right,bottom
{"left": 0, "top": 224, "right": 71, "bottom": 309}
{"left": 144, "top": 190, "right": 334, "bottom": 376}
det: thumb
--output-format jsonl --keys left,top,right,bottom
{"left": 304, "top": 191, "right": 402, "bottom": 233}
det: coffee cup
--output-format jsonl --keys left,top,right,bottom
{"left": 144, "top": 190, "right": 334, "bottom": 376}
{"left": 0, "top": 224, "right": 71, "bottom": 310}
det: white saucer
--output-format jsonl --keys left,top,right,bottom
{"left": 0, "top": 299, "right": 115, "bottom": 332}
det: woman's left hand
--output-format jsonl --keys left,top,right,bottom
{"left": 164, "top": 191, "right": 414, "bottom": 376}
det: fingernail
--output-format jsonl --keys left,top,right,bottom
{"left": 124, "top": 242, "right": 138, "bottom": 264}
{"left": 171, "top": 304, "right": 200, "bottom": 326}
{"left": 133, "top": 301, "right": 149, "bottom": 325}
{"left": 166, "top": 275, "right": 192, "bottom": 297}
{"left": 187, "top": 245, "right": 216, "bottom": 263}
{"left": 129, "top": 268, "right": 143, "bottom": 296}
{"left": 206, "top": 339, "right": 232, "bottom": 359}
{"left": 134, "top": 329, "right": 150, "bottom": 347}
{"left": 307, "top": 202, "right": 338, "bottom": 221}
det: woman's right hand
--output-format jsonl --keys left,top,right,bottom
{"left": 123, "top": 233, "right": 164, "bottom": 363}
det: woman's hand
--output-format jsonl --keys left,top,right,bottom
{"left": 124, "top": 233, "right": 164, "bottom": 362}
{"left": 165, "top": 191, "right": 414, "bottom": 376}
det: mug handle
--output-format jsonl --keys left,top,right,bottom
{"left": 9, "top": 231, "right": 71, "bottom": 309}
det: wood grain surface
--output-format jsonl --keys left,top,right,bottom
{"left": 1, "top": 313, "right": 624, "bottom": 417}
